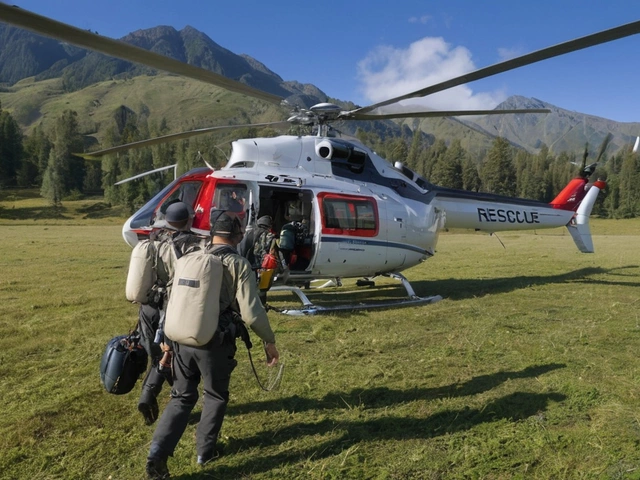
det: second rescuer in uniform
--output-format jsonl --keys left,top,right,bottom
{"left": 145, "top": 211, "right": 279, "bottom": 479}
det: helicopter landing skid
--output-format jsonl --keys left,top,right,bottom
{"left": 270, "top": 273, "right": 442, "bottom": 315}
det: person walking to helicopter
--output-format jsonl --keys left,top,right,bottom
{"left": 136, "top": 201, "right": 202, "bottom": 426}
{"left": 145, "top": 211, "right": 279, "bottom": 480}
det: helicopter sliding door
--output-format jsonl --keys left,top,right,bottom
{"left": 315, "top": 193, "right": 384, "bottom": 277}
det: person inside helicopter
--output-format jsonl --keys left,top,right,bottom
{"left": 151, "top": 181, "right": 202, "bottom": 226}
{"left": 276, "top": 200, "right": 313, "bottom": 271}
{"left": 227, "top": 190, "right": 245, "bottom": 212}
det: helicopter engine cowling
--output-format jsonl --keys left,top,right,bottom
{"left": 315, "top": 139, "right": 338, "bottom": 159}
{"left": 316, "top": 139, "right": 368, "bottom": 173}
{"left": 315, "top": 139, "right": 364, "bottom": 161}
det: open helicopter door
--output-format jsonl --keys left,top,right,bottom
{"left": 254, "top": 185, "right": 317, "bottom": 275}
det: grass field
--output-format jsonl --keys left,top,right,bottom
{"left": 1, "top": 193, "right": 640, "bottom": 479}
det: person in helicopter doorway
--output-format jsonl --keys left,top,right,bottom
{"left": 145, "top": 211, "right": 279, "bottom": 480}
{"left": 238, "top": 215, "right": 277, "bottom": 304}
{"left": 137, "top": 201, "right": 203, "bottom": 427}
{"left": 277, "top": 217, "right": 309, "bottom": 271}
{"left": 238, "top": 214, "right": 274, "bottom": 268}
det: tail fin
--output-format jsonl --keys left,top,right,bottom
{"left": 550, "top": 177, "right": 590, "bottom": 211}
{"left": 564, "top": 180, "right": 605, "bottom": 253}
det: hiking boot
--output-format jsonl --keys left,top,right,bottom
{"left": 138, "top": 398, "right": 159, "bottom": 426}
{"left": 146, "top": 457, "right": 169, "bottom": 479}
{"left": 197, "top": 445, "right": 224, "bottom": 466}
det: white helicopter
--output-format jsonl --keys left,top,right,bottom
{"left": 2, "top": 4, "right": 639, "bottom": 314}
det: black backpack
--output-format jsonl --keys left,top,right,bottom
{"left": 99, "top": 332, "right": 148, "bottom": 395}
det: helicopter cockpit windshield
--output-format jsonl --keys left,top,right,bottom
{"left": 151, "top": 180, "right": 202, "bottom": 226}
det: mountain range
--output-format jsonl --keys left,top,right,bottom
{"left": 1, "top": 22, "right": 638, "bottom": 159}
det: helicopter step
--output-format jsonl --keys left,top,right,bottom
{"left": 269, "top": 273, "right": 442, "bottom": 316}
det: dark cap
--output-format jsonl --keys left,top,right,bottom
{"left": 257, "top": 215, "right": 272, "bottom": 228}
{"left": 210, "top": 211, "right": 242, "bottom": 237}
{"left": 165, "top": 202, "right": 191, "bottom": 223}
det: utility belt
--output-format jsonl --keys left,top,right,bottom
{"left": 207, "top": 309, "right": 253, "bottom": 350}
{"left": 147, "top": 284, "right": 168, "bottom": 310}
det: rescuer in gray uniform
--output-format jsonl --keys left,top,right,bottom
{"left": 137, "top": 201, "right": 202, "bottom": 426}
{"left": 145, "top": 211, "right": 279, "bottom": 480}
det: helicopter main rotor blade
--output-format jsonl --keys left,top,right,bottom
{"left": 75, "top": 121, "right": 291, "bottom": 159}
{"left": 0, "top": 2, "right": 282, "bottom": 105}
{"left": 342, "top": 108, "right": 550, "bottom": 121}
{"left": 352, "top": 19, "right": 640, "bottom": 116}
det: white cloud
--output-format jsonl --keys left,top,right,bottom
{"left": 356, "top": 37, "right": 507, "bottom": 111}
{"left": 408, "top": 15, "right": 431, "bottom": 24}
{"left": 497, "top": 46, "right": 524, "bottom": 61}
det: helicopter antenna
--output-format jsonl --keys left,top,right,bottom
{"left": 491, "top": 232, "right": 507, "bottom": 249}
{"left": 196, "top": 151, "right": 215, "bottom": 170}
{"left": 213, "top": 144, "right": 230, "bottom": 163}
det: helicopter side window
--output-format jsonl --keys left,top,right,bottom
{"left": 214, "top": 184, "right": 248, "bottom": 213}
{"left": 321, "top": 195, "right": 378, "bottom": 237}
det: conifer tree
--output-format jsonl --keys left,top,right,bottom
{"left": 618, "top": 149, "right": 640, "bottom": 217}
{"left": 423, "top": 139, "right": 448, "bottom": 180}
{"left": 40, "top": 110, "right": 83, "bottom": 205}
{"left": 406, "top": 129, "right": 423, "bottom": 171}
{"left": 0, "top": 104, "right": 24, "bottom": 186}
{"left": 386, "top": 137, "right": 409, "bottom": 164}
{"left": 481, "top": 137, "right": 516, "bottom": 196}
{"left": 101, "top": 124, "right": 122, "bottom": 206}
{"left": 461, "top": 157, "right": 481, "bottom": 192}
{"left": 432, "top": 139, "right": 464, "bottom": 188}
{"left": 21, "top": 125, "right": 51, "bottom": 187}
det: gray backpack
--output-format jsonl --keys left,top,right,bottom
{"left": 164, "top": 248, "right": 225, "bottom": 347}
{"left": 125, "top": 240, "right": 159, "bottom": 304}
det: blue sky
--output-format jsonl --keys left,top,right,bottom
{"left": 6, "top": 0, "right": 640, "bottom": 122}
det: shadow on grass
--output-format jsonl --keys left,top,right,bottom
{"left": 77, "top": 202, "right": 127, "bottom": 219}
{"left": 176, "top": 390, "right": 566, "bottom": 479}
{"left": 0, "top": 201, "right": 127, "bottom": 220}
{"left": 414, "top": 266, "right": 640, "bottom": 301}
{"left": 270, "top": 266, "right": 640, "bottom": 312}
{"left": 0, "top": 205, "right": 72, "bottom": 220}
{"left": 226, "top": 362, "right": 565, "bottom": 416}
{"left": 0, "top": 189, "right": 41, "bottom": 201}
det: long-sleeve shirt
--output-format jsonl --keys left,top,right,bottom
{"left": 212, "top": 243, "right": 276, "bottom": 344}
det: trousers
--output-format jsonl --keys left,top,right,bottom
{"left": 148, "top": 334, "right": 237, "bottom": 461}
{"left": 138, "top": 304, "right": 165, "bottom": 403}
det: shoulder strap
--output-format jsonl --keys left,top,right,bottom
{"left": 168, "top": 231, "right": 202, "bottom": 260}
{"left": 208, "top": 244, "right": 237, "bottom": 259}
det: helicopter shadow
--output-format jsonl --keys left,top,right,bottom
{"left": 176, "top": 390, "right": 566, "bottom": 479}
{"left": 410, "top": 265, "right": 640, "bottom": 301}
{"left": 268, "top": 265, "right": 640, "bottom": 313}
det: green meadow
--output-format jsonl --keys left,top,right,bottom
{"left": 1, "top": 191, "right": 640, "bottom": 479}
